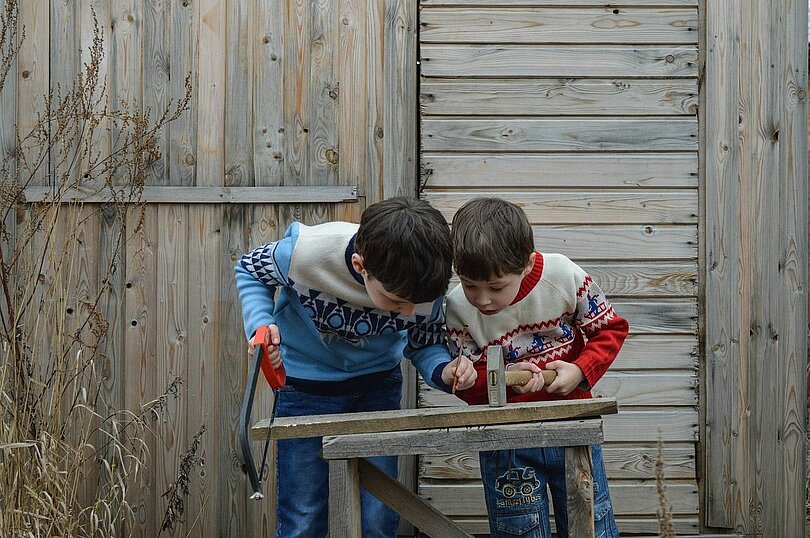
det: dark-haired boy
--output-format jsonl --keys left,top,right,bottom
{"left": 235, "top": 196, "right": 476, "bottom": 537}
{"left": 447, "top": 197, "right": 627, "bottom": 538}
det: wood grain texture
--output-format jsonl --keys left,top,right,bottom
{"left": 254, "top": 0, "right": 285, "bottom": 186}
{"left": 565, "top": 446, "right": 595, "bottom": 537}
{"left": 420, "top": 0, "right": 697, "bottom": 5}
{"left": 328, "top": 459, "right": 362, "bottom": 538}
{"left": 198, "top": 0, "right": 226, "bottom": 188}
{"left": 337, "top": 0, "right": 367, "bottom": 195}
{"left": 310, "top": 0, "right": 339, "bottom": 188}
{"left": 421, "top": 79, "right": 698, "bottom": 116}
{"left": 143, "top": 0, "right": 170, "bottom": 185}
{"left": 17, "top": 0, "right": 49, "bottom": 186}
{"left": 421, "top": 45, "right": 698, "bottom": 78}
{"left": 420, "top": 8, "right": 698, "bottom": 44}
{"left": 530, "top": 224, "right": 696, "bottom": 260}
{"left": 169, "top": 0, "right": 196, "bottom": 187}
{"left": 224, "top": 0, "right": 253, "bottom": 188}
{"left": 284, "top": 0, "right": 311, "bottom": 187}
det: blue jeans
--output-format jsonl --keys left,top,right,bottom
{"left": 273, "top": 367, "right": 402, "bottom": 538}
{"left": 479, "top": 445, "right": 619, "bottom": 538}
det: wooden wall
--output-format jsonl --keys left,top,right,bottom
{"left": 8, "top": 1, "right": 416, "bottom": 536}
{"left": 418, "top": 0, "right": 702, "bottom": 534}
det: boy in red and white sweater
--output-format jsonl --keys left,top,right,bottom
{"left": 446, "top": 197, "right": 627, "bottom": 537}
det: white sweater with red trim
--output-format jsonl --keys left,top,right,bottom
{"left": 446, "top": 252, "right": 628, "bottom": 405}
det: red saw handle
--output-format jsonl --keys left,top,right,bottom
{"left": 250, "top": 325, "right": 286, "bottom": 389}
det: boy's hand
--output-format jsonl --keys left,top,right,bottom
{"left": 543, "top": 361, "right": 586, "bottom": 396}
{"left": 443, "top": 356, "right": 477, "bottom": 391}
{"left": 507, "top": 362, "right": 546, "bottom": 394}
{"left": 247, "top": 324, "right": 283, "bottom": 369}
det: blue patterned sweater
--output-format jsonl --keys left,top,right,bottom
{"left": 235, "top": 221, "right": 452, "bottom": 390}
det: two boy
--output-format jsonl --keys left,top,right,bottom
{"left": 236, "top": 195, "right": 627, "bottom": 537}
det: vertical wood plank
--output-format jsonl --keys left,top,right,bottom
{"left": 703, "top": 0, "right": 740, "bottom": 527}
{"left": 50, "top": 0, "right": 79, "bottom": 188}
{"left": 284, "top": 0, "right": 311, "bottom": 187}
{"left": 169, "top": 0, "right": 196, "bottom": 186}
{"left": 17, "top": 0, "right": 48, "bottom": 186}
{"left": 338, "top": 0, "right": 367, "bottom": 197}
{"left": 186, "top": 205, "right": 221, "bottom": 535}
{"left": 143, "top": 0, "right": 169, "bottom": 185}
{"left": 366, "top": 0, "right": 384, "bottom": 201}
{"left": 79, "top": 0, "right": 111, "bottom": 188}
{"left": 383, "top": 0, "right": 417, "bottom": 199}
{"left": 224, "top": 0, "right": 253, "bottom": 187}
{"left": 0, "top": 0, "right": 18, "bottom": 316}
{"left": 565, "top": 446, "right": 595, "bottom": 537}
{"left": 155, "top": 204, "right": 189, "bottom": 537}
{"left": 198, "top": 0, "right": 225, "bottom": 189}
{"left": 310, "top": 0, "right": 338, "bottom": 188}
{"left": 124, "top": 204, "right": 158, "bottom": 538}
{"left": 254, "top": 0, "right": 285, "bottom": 186}
{"left": 329, "top": 459, "right": 363, "bottom": 538}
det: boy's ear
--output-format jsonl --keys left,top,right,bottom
{"left": 523, "top": 252, "right": 536, "bottom": 276}
{"left": 351, "top": 253, "right": 366, "bottom": 275}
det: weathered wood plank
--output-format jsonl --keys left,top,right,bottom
{"left": 198, "top": 0, "right": 226, "bottom": 188}
{"left": 421, "top": 79, "right": 698, "bottom": 116}
{"left": 604, "top": 410, "right": 697, "bottom": 442}
{"left": 254, "top": 0, "right": 284, "bottom": 186}
{"left": 419, "top": 482, "right": 699, "bottom": 516}
{"left": 18, "top": 0, "right": 49, "bottom": 186}
{"left": 50, "top": 0, "right": 80, "bottom": 188}
{"left": 426, "top": 190, "right": 698, "bottom": 224}
{"left": 422, "top": 153, "right": 698, "bottom": 189}
{"left": 337, "top": 0, "right": 367, "bottom": 196}
{"left": 439, "top": 516, "right": 700, "bottom": 536}
{"left": 322, "top": 420, "right": 604, "bottom": 458}
{"left": 612, "top": 299, "right": 697, "bottom": 335}
{"left": 611, "top": 335, "right": 697, "bottom": 370}
{"left": 310, "top": 0, "right": 338, "bottom": 187}
{"left": 420, "top": 0, "right": 698, "bottom": 5}
{"left": 422, "top": 118, "right": 697, "bottom": 152}
{"left": 143, "top": 0, "right": 169, "bottom": 185}
{"left": 24, "top": 185, "right": 359, "bottom": 203}
{"left": 284, "top": 0, "right": 310, "bottom": 186}
{"left": 223, "top": 0, "right": 253, "bottom": 187}
{"left": 420, "top": 372, "right": 696, "bottom": 408}
{"left": 421, "top": 45, "right": 698, "bottom": 78}
{"left": 421, "top": 8, "right": 698, "bottom": 44}
{"left": 383, "top": 0, "right": 418, "bottom": 198}
{"left": 328, "top": 459, "right": 362, "bottom": 538}
{"left": 420, "top": 444, "right": 697, "bottom": 480}
{"left": 366, "top": 0, "right": 384, "bottom": 200}
{"left": 531, "top": 224, "right": 696, "bottom": 260}
{"left": 565, "top": 446, "right": 595, "bottom": 537}
{"left": 169, "top": 0, "right": 196, "bottom": 187}
{"left": 258, "top": 398, "right": 617, "bottom": 440}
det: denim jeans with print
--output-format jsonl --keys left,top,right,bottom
{"left": 479, "top": 445, "right": 619, "bottom": 538}
{"left": 273, "top": 366, "right": 402, "bottom": 538}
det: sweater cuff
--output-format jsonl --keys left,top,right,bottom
{"left": 431, "top": 363, "right": 452, "bottom": 393}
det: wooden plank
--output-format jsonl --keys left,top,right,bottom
{"left": 420, "top": 8, "right": 698, "bottom": 44}
{"left": 611, "top": 335, "right": 697, "bottom": 370}
{"left": 253, "top": 0, "right": 284, "bottom": 186}
{"left": 604, "top": 410, "right": 697, "bottom": 442}
{"left": 426, "top": 190, "right": 698, "bottom": 224}
{"left": 223, "top": 0, "right": 252, "bottom": 187}
{"left": 50, "top": 0, "right": 79, "bottom": 188}
{"left": 419, "top": 482, "right": 698, "bottom": 516}
{"left": 143, "top": 0, "right": 169, "bottom": 185}
{"left": 565, "top": 446, "right": 594, "bottom": 537}
{"left": 421, "top": 79, "right": 698, "bottom": 116}
{"left": 422, "top": 153, "right": 698, "bottom": 189}
{"left": 442, "top": 516, "right": 701, "bottom": 536}
{"left": 17, "top": 0, "right": 48, "bottom": 186}
{"left": 284, "top": 0, "right": 310, "bottom": 187}
{"left": 169, "top": 0, "right": 196, "bottom": 187}
{"left": 422, "top": 118, "right": 697, "bottom": 152}
{"left": 420, "top": 444, "right": 697, "bottom": 480}
{"left": 421, "top": 45, "right": 698, "bottom": 78}
{"left": 329, "top": 459, "right": 362, "bottom": 538}
{"left": 612, "top": 299, "right": 697, "bottom": 335}
{"left": 338, "top": 0, "right": 367, "bottom": 196}
{"left": 309, "top": 0, "right": 338, "bottom": 188}
{"left": 531, "top": 224, "right": 696, "bottom": 260}
{"left": 421, "top": 372, "right": 696, "bottom": 408}
{"left": 366, "top": 0, "right": 383, "bottom": 200}
{"left": 420, "top": 0, "right": 698, "bottom": 5}
{"left": 198, "top": 0, "right": 226, "bottom": 188}
{"left": 124, "top": 205, "right": 158, "bottom": 537}
{"left": 322, "top": 420, "right": 604, "bottom": 458}
{"left": 358, "top": 459, "right": 474, "bottom": 538}
{"left": 258, "top": 398, "right": 618, "bottom": 440}
{"left": 24, "top": 185, "right": 359, "bottom": 203}
{"left": 383, "top": 0, "right": 418, "bottom": 198}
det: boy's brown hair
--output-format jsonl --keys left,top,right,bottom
{"left": 355, "top": 196, "right": 452, "bottom": 303}
{"left": 452, "top": 197, "right": 534, "bottom": 280}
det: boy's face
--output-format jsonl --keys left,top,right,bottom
{"left": 351, "top": 254, "right": 417, "bottom": 316}
{"left": 459, "top": 253, "right": 535, "bottom": 316}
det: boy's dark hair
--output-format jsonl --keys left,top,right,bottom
{"left": 355, "top": 196, "right": 452, "bottom": 303}
{"left": 452, "top": 197, "right": 534, "bottom": 280}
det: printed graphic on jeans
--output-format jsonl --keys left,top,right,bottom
{"left": 494, "top": 467, "right": 542, "bottom": 508}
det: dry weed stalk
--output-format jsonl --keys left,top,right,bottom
{"left": 656, "top": 432, "right": 676, "bottom": 537}
{"left": 0, "top": 2, "right": 198, "bottom": 535}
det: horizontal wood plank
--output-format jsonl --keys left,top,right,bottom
{"left": 422, "top": 153, "right": 698, "bottom": 189}
{"left": 427, "top": 190, "right": 698, "bottom": 224}
{"left": 419, "top": 482, "right": 699, "bottom": 516}
{"left": 441, "top": 516, "right": 700, "bottom": 536}
{"left": 422, "top": 118, "right": 697, "bottom": 152}
{"left": 531, "top": 224, "right": 696, "bottom": 260}
{"left": 420, "top": 443, "right": 697, "bottom": 480}
{"left": 604, "top": 409, "right": 697, "bottom": 442}
{"left": 420, "top": 0, "right": 698, "bottom": 5}
{"left": 322, "top": 419, "right": 603, "bottom": 458}
{"left": 421, "top": 79, "right": 698, "bottom": 116}
{"left": 421, "top": 45, "right": 698, "bottom": 77}
{"left": 612, "top": 335, "right": 697, "bottom": 370}
{"left": 257, "top": 398, "right": 617, "bottom": 440}
{"left": 421, "top": 8, "right": 698, "bottom": 44}
{"left": 23, "top": 186, "right": 359, "bottom": 204}
{"left": 613, "top": 298, "right": 697, "bottom": 334}
{"left": 420, "top": 371, "right": 696, "bottom": 408}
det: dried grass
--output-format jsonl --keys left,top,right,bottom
{"left": 0, "top": 2, "right": 199, "bottom": 535}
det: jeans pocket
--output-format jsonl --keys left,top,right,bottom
{"left": 493, "top": 512, "right": 542, "bottom": 537}
{"left": 593, "top": 497, "right": 620, "bottom": 538}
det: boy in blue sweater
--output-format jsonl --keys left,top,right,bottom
{"left": 235, "top": 197, "right": 476, "bottom": 537}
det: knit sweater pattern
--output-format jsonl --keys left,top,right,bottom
{"left": 446, "top": 252, "right": 629, "bottom": 405}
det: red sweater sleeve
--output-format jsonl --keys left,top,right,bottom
{"left": 571, "top": 313, "right": 628, "bottom": 389}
